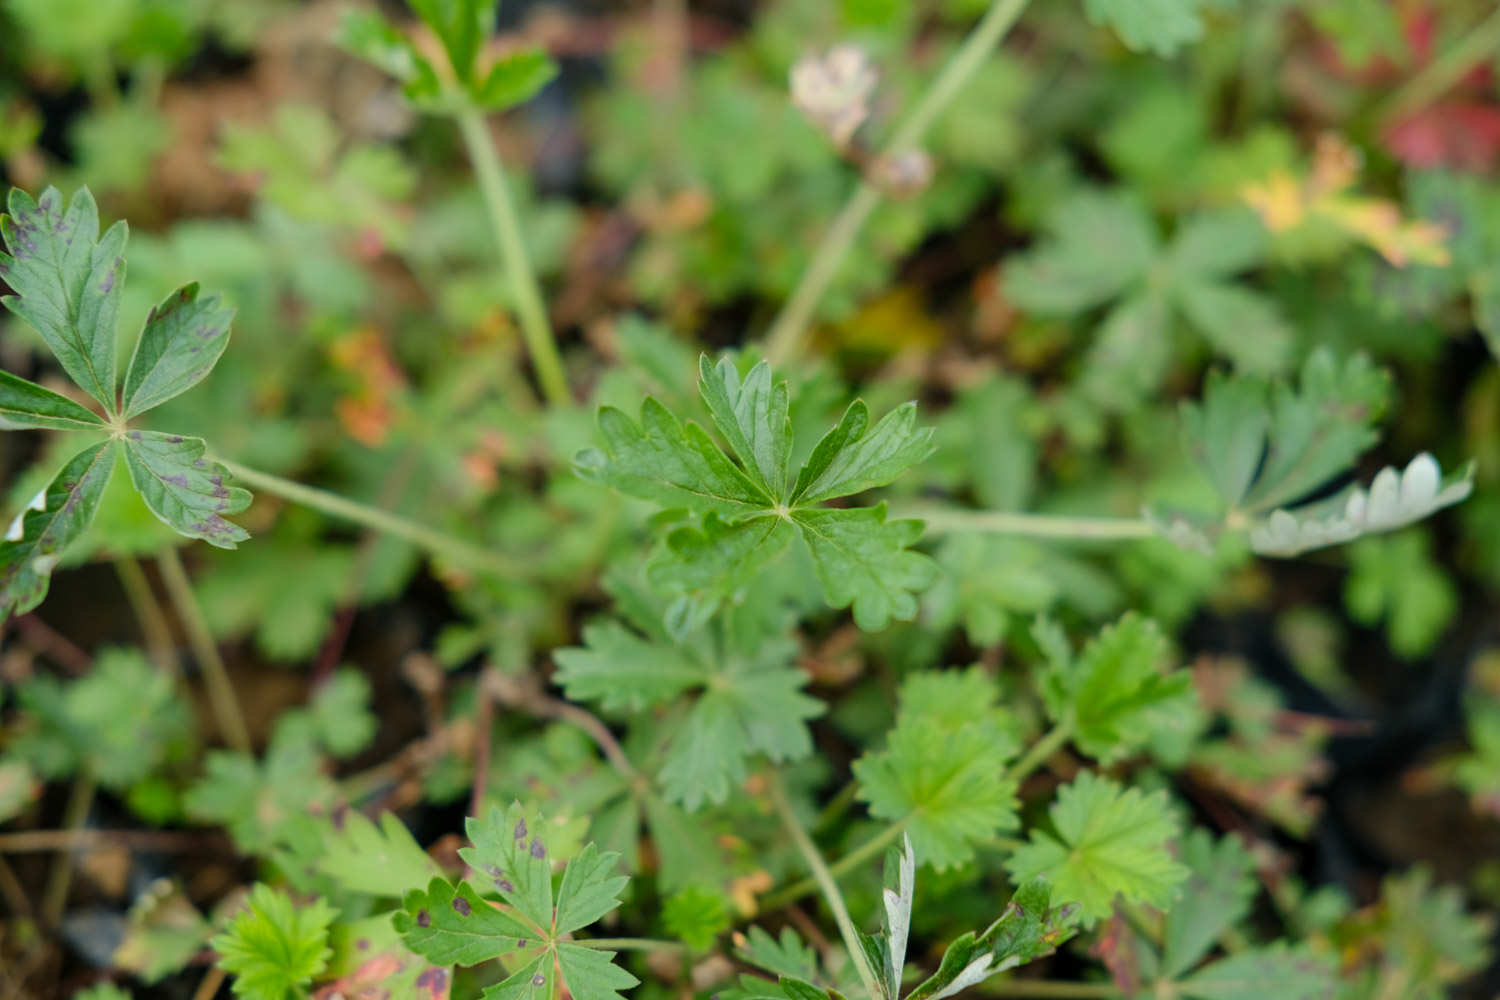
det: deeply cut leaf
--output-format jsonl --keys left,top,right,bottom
{"left": 121, "top": 431, "right": 251, "bottom": 548}
{"left": 0, "top": 441, "right": 113, "bottom": 617}
{"left": 0, "top": 187, "right": 125, "bottom": 411}
{"left": 213, "top": 884, "right": 335, "bottom": 1000}
{"left": 1006, "top": 771, "right": 1187, "bottom": 925}
{"left": 393, "top": 879, "right": 538, "bottom": 966}
{"left": 793, "top": 506, "right": 935, "bottom": 631}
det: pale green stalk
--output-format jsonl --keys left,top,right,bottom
{"left": 768, "top": 771, "right": 884, "bottom": 1000}
{"left": 159, "top": 547, "right": 251, "bottom": 754}
{"left": 218, "top": 459, "right": 516, "bottom": 577}
{"left": 763, "top": 0, "right": 1033, "bottom": 364}
{"left": 455, "top": 108, "right": 572, "bottom": 407}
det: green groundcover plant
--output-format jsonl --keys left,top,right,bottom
{"left": 2, "top": 1, "right": 1500, "bottom": 999}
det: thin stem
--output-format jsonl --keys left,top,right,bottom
{"left": 762, "top": 818, "right": 910, "bottom": 912}
{"left": 114, "top": 556, "right": 177, "bottom": 675}
{"left": 763, "top": 0, "right": 1032, "bottom": 364}
{"left": 1004, "top": 721, "right": 1073, "bottom": 786}
{"left": 455, "top": 107, "right": 571, "bottom": 408}
{"left": 767, "top": 771, "right": 884, "bottom": 1000}
{"left": 158, "top": 547, "right": 251, "bottom": 754}
{"left": 217, "top": 459, "right": 517, "bottom": 578}
{"left": 574, "top": 938, "right": 688, "bottom": 953}
{"left": 974, "top": 980, "right": 1121, "bottom": 998}
{"left": 41, "top": 769, "right": 96, "bottom": 926}
{"left": 191, "top": 967, "right": 227, "bottom": 1000}
{"left": 0, "top": 828, "right": 213, "bottom": 853}
{"left": 1377, "top": 5, "right": 1500, "bottom": 126}
{"left": 915, "top": 509, "right": 1156, "bottom": 541}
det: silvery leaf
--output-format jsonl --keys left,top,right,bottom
{"left": 1250, "top": 453, "right": 1473, "bottom": 557}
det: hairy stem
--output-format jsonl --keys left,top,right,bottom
{"left": 41, "top": 769, "right": 95, "bottom": 926}
{"left": 763, "top": 0, "right": 1032, "bottom": 364}
{"left": 158, "top": 547, "right": 251, "bottom": 754}
{"left": 114, "top": 556, "right": 177, "bottom": 676}
{"left": 915, "top": 509, "right": 1156, "bottom": 541}
{"left": 762, "top": 817, "right": 909, "bottom": 912}
{"left": 768, "top": 771, "right": 885, "bottom": 1000}
{"left": 1377, "top": 5, "right": 1500, "bottom": 126}
{"left": 455, "top": 107, "right": 572, "bottom": 408}
{"left": 218, "top": 459, "right": 516, "bottom": 578}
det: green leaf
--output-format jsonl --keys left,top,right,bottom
{"left": 121, "top": 431, "right": 251, "bottom": 548}
{"left": 0, "top": 370, "right": 104, "bottom": 430}
{"left": 1161, "top": 830, "right": 1258, "bottom": 977}
{"left": 580, "top": 355, "right": 936, "bottom": 630}
{"left": 213, "top": 884, "right": 336, "bottom": 1000}
{"left": 306, "top": 668, "right": 377, "bottom": 759}
{"left": 1370, "top": 867, "right": 1494, "bottom": 992}
{"left": 1176, "top": 944, "right": 1337, "bottom": 1000}
{"left": 408, "top": 0, "right": 491, "bottom": 83}
{"left": 1344, "top": 531, "right": 1457, "bottom": 659}
{"left": 318, "top": 811, "right": 442, "bottom": 899}
{"left": 576, "top": 399, "right": 771, "bottom": 515}
{"left": 855, "top": 670, "right": 1021, "bottom": 870}
{"left": 1179, "top": 372, "right": 1269, "bottom": 512}
{"left": 555, "top": 941, "right": 640, "bottom": 1000}
{"left": 395, "top": 878, "right": 538, "bottom": 965}
{"left": 184, "top": 723, "right": 335, "bottom": 855}
{"left": 1167, "top": 208, "right": 1269, "bottom": 280}
{"left": 699, "top": 356, "right": 792, "bottom": 499}
{"left": 458, "top": 803, "right": 555, "bottom": 932}
{"left": 664, "top": 887, "right": 731, "bottom": 950}
{"left": 335, "top": 9, "right": 429, "bottom": 84}
{"left": 1173, "top": 281, "right": 1292, "bottom": 375}
{"left": 476, "top": 48, "right": 559, "bottom": 111}
{"left": 0, "top": 441, "right": 114, "bottom": 618}
{"left": 0, "top": 186, "right": 125, "bottom": 411}
{"left": 648, "top": 515, "right": 796, "bottom": 621}
{"left": 554, "top": 620, "right": 705, "bottom": 711}
{"left": 1083, "top": 0, "right": 1210, "bottom": 56}
{"left": 791, "top": 402, "right": 935, "bottom": 505}
{"left": 556, "top": 842, "right": 630, "bottom": 934}
{"left": 120, "top": 282, "right": 235, "bottom": 418}
{"left": 1039, "top": 613, "right": 1194, "bottom": 764}
{"left": 737, "top": 927, "right": 820, "bottom": 982}
{"left": 481, "top": 953, "right": 551, "bottom": 1000}
{"left": 1006, "top": 771, "right": 1187, "bottom": 925}
{"left": 793, "top": 506, "right": 935, "bottom": 631}
{"left": 1003, "top": 190, "right": 1157, "bottom": 315}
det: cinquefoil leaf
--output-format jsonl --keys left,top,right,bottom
{"left": 0, "top": 441, "right": 113, "bottom": 618}
{"left": 121, "top": 282, "right": 235, "bottom": 418}
{"left": 121, "top": 431, "right": 251, "bottom": 548}
{"left": 0, "top": 370, "right": 104, "bottom": 431}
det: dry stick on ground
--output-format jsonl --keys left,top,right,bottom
{"left": 489, "top": 669, "right": 645, "bottom": 786}
{"left": 113, "top": 556, "right": 178, "bottom": 676}
{"left": 0, "top": 828, "right": 220, "bottom": 853}
{"left": 13, "top": 615, "right": 92, "bottom": 675}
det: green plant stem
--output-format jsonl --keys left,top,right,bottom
{"left": 914, "top": 508, "right": 1156, "bottom": 541}
{"left": 455, "top": 107, "right": 572, "bottom": 408}
{"left": 974, "top": 980, "right": 1121, "bottom": 998}
{"left": 41, "top": 769, "right": 95, "bottom": 927}
{"left": 1004, "top": 721, "right": 1073, "bottom": 786}
{"left": 761, "top": 811, "right": 910, "bottom": 915}
{"left": 575, "top": 938, "right": 687, "bottom": 953}
{"left": 1377, "top": 5, "right": 1500, "bottom": 126}
{"left": 114, "top": 556, "right": 177, "bottom": 676}
{"left": 158, "top": 547, "right": 251, "bottom": 754}
{"left": 217, "top": 459, "right": 517, "bottom": 578}
{"left": 768, "top": 771, "right": 884, "bottom": 1000}
{"left": 763, "top": 0, "right": 1031, "bottom": 364}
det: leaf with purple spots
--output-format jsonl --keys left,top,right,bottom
{"left": 478, "top": 953, "right": 550, "bottom": 1000}
{"left": 121, "top": 282, "right": 236, "bottom": 418}
{"left": 121, "top": 431, "right": 251, "bottom": 548}
{"left": 458, "top": 803, "right": 554, "bottom": 932}
{"left": 0, "top": 186, "right": 126, "bottom": 413}
{"left": 394, "top": 879, "right": 541, "bottom": 966}
{"left": 0, "top": 441, "right": 113, "bottom": 619}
